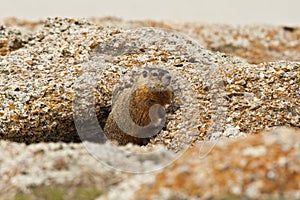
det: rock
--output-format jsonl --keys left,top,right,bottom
{"left": 0, "top": 18, "right": 118, "bottom": 143}
{"left": 133, "top": 127, "right": 300, "bottom": 200}
{"left": 89, "top": 17, "right": 300, "bottom": 64}
{"left": 0, "top": 18, "right": 298, "bottom": 147}
{"left": 0, "top": 25, "right": 24, "bottom": 56}
{"left": 0, "top": 17, "right": 299, "bottom": 200}
{"left": 0, "top": 138, "right": 177, "bottom": 199}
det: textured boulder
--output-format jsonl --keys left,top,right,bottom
{"left": 0, "top": 17, "right": 299, "bottom": 200}
{"left": 133, "top": 127, "right": 300, "bottom": 200}
{"left": 0, "top": 18, "right": 299, "bottom": 146}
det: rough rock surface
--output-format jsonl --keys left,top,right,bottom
{"left": 2, "top": 17, "right": 300, "bottom": 64}
{"left": 133, "top": 127, "right": 300, "bottom": 200}
{"left": 0, "top": 17, "right": 299, "bottom": 200}
{"left": 0, "top": 140, "right": 169, "bottom": 199}
{"left": 89, "top": 17, "right": 300, "bottom": 64}
{"left": 0, "top": 18, "right": 299, "bottom": 146}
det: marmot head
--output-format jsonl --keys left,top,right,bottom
{"left": 138, "top": 67, "right": 172, "bottom": 91}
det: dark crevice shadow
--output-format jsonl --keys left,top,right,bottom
{"left": 0, "top": 106, "right": 111, "bottom": 145}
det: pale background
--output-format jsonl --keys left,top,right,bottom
{"left": 1, "top": 0, "right": 299, "bottom": 25}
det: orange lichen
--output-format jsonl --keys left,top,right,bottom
{"left": 135, "top": 128, "right": 300, "bottom": 199}
{"left": 8, "top": 103, "right": 15, "bottom": 109}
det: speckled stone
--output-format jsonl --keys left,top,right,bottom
{"left": 89, "top": 17, "right": 300, "bottom": 64}
{"left": 0, "top": 18, "right": 299, "bottom": 149}
{"left": 133, "top": 127, "right": 300, "bottom": 200}
{"left": 0, "top": 17, "right": 299, "bottom": 200}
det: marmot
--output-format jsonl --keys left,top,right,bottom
{"left": 104, "top": 67, "right": 174, "bottom": 145}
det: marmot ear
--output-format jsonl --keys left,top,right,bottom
{"left": 142, "top": 70, "right": 148, "bottom": 78}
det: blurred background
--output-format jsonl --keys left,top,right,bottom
{"left": 1, "top": 0, "right": 299, "bottom": 25}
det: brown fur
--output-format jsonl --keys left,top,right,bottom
{"left": 104, "top": 68, "right": 173, "bottom": 145}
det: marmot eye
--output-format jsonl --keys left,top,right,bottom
{"left": 159, "top": 71, "right": 166, "bottom": 77}
{"left": 142, "top": 70, "right": 148, "bottom": 78}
